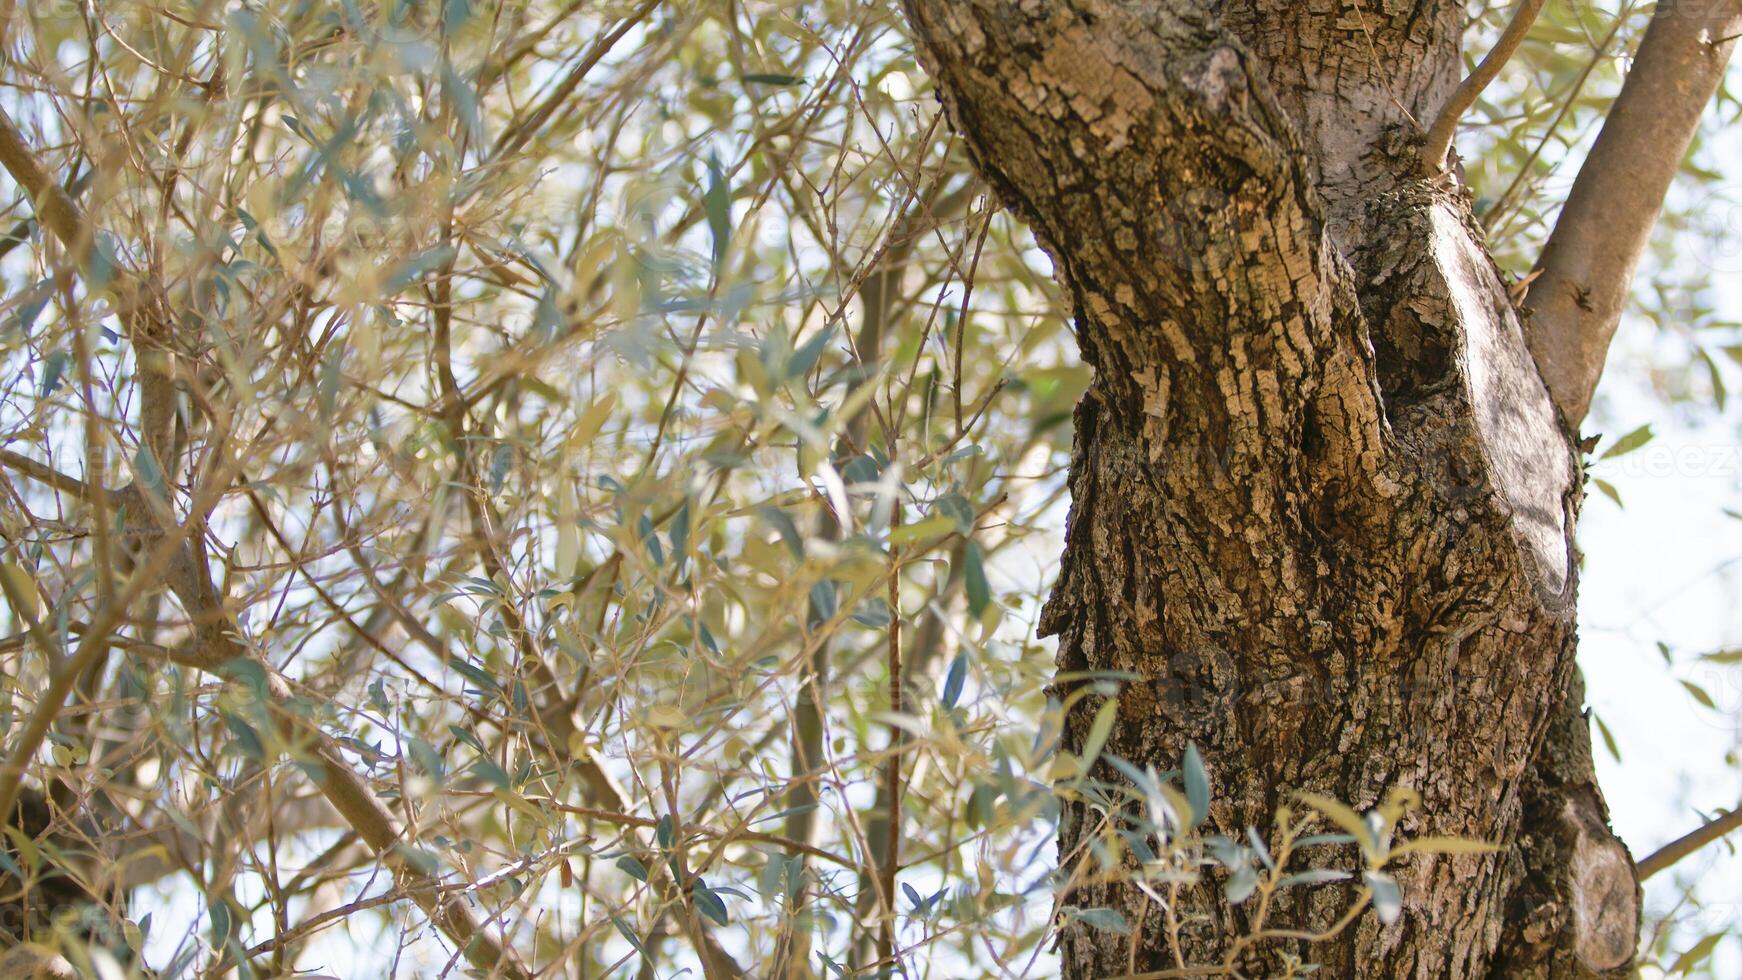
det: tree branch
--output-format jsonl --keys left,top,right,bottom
{"left": 0, "top": 166, "right": 91, "bottom": 263}
{"left": 0, "top": 103, "right": 178, "bottom": 473}
{"left": 0, "top": 482, "right": 217, "bottom": 823}
{"left": 0, "top": 100, "right": 533, "bottom": 980}
{"left": 1523, "top": 0, "right": 1742, "bottom": 426}
{"left": 1637, "top": 803, "right": 1742, "bottom": 881}
{"left": 0, "top": 107, "right": 87, "bottom": 252}
{"left": 1421, "top": 0, "right": 1547, "bottom": 175}
{"left": 0, "top": 448, "right": 118, "bottom": 504}
{"left": 261, "top": 671, "right": 533, "bottom": 980}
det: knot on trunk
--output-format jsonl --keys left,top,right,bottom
{"left": 1497, "top": 673, "right": 1639, "bottom": 978}
{"left": 1565, "top": 797, "right": 1637, "bottom": 972}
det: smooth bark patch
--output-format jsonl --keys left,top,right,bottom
{"left": 1430, "top": 201, "right": 1571, "bottom": 598}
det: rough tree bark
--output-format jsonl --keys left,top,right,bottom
{"left": 899, "top": 0, "right": 1735, "bottom": 976}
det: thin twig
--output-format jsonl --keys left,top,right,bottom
{"left": 1422, "top": 0, "right": 1548, "bottom": 175}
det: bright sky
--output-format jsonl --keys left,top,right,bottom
{"left": 1583, "top": 300, "right": 1742, "bottom": 973}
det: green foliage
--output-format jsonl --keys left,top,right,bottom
{"left": 0, "top": 0, "right": 1078, "bottom": 972}
{"left": 0, "top": 0, "right": 1737, "bottom": 975}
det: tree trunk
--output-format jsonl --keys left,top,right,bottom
{"left": 899, "top": 0, "right": 1641, "bottom": 975}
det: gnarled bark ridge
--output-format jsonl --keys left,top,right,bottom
{"left": 900, "top": 0, "right": 1655, "bottom": 975}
